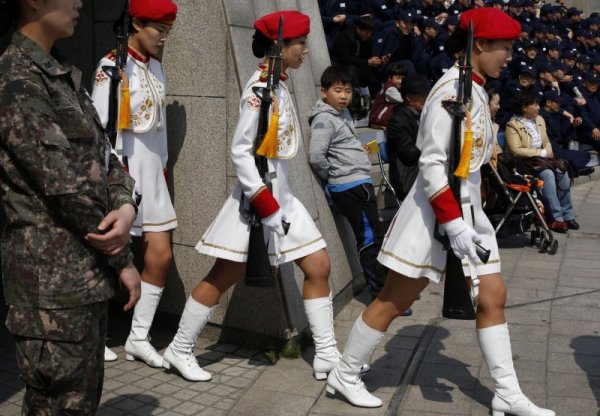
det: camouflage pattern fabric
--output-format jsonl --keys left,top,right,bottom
{"left": 0, "top": 32, "right": 136, "bottom": 309}
{"left": 7, "top": 301, "right": 108, "bottom": 416}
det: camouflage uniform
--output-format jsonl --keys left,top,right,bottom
{"left": 0, "top": 32, "right": 136, "bottom": 415}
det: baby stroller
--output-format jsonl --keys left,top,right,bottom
{"left": 482, "top": 154, "right": 558, "bottom": 255}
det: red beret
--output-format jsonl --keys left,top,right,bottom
{"left": 254, "top": 11, "right": 310, "bottom": 40}
{"left": 130, "top": 0, "right": 178, "bottom": 25}
{"left": 459, "top": 8, "right": 521, "bottom": 40}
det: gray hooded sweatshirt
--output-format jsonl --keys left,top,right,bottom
{"left": 308, "top": 99, "right": 372, "bottom": 186}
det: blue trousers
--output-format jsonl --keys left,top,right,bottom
{"left": 537, "top": 168, "right": 575, "bottom": 222}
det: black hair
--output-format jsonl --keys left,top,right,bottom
{"left": 251, "top": 30, "right": 292, "bottom": 58}
{"left": 320, "top": 65, "right": 354, "bottom": 89}
{"left": 387, "top": 62, "right": 407, "bottom": 78}
{"left": 0, "top": 0, "right": 19, "bottom": 36}
{"left": 356, "top": 16, "right": 375, "bottom": 31}
{"left": 485, "top": 86, "right": 499, "bottom": 99}
{"left": 444, "top": 27, "right": 468, "bottom": 56}
{"left": 510, "top": 91, "right": 540, "bottom": 115}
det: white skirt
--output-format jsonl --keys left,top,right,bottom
{"left": 196, "top": 183, "right": 326, "bottom": 265}
{"left": 122, "top": 128, "right": 177, "bottom": 237}
{"left": 378, "top": 169, "right": 501, "bottom": 283}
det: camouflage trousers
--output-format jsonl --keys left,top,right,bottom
{"left": 6, "top": 301, "right": 108, "bottom": 415}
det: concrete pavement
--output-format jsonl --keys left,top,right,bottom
{"left": 1, "top": 175, "right": 600, "bottom": 415}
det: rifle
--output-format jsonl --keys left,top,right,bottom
{"left": 102, "top": 2, "right": 129, "bottom": 152}
{"left": 242, "top": 16, "right": 290, "bottom": 287}
{"left": 434, "top": 21, "right": 490, "bottom": 320}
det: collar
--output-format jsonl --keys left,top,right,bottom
{"left": 128, "top": 45, "right": 149, "bottom": 63}
{"left": 12, "top": 32, "right": 81, "bottom": 90}
{"left": 472, "top": 71, "right": 485, "bottom": 86}
{"left": 13, "top": 31, "right": 72, "bottom": 78}
{"left": 258, "top": 64, "right": 288, "bottom": 82}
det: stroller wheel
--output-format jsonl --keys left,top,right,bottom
{"left": 548, "top": 239, "right": 558, "bottom": 255}
{"left": 539, "top": 236, "right": 549, "bottom": 253}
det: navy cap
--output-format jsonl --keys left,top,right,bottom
{"left": 396, "top": 10, "right": 415, "bottom": 21}
{"left": 445, "top": 15, "right": 459, "bottom": 26}
{"left": 521, "top": 23, "right": 532, "bottom": 33}
{"left": 509, "top": 0, "right": 521, "bottom": 6}
{"left": 567, "top": 7, "right": 582, "bottom": 16}
{"left": 523, "top": 39, "right": 537, "bottom": 49}
{"left": 543, "top": 90, "right": 563, "bottom": 103}
{"left": 545, "top": 41, "right": 560, "bottom": 51}
{"left": 540, "top": 4, "right": 553, "bottom": 15}
{"left": 538, "top": 62, "right": 553, "bottom": 73}
{"left": 593, "top": 56, "right": 600, "bottom": 65}
{"left": 561, "top": 49, "right": 577, "bottom": 59}
{"left": 584, "top": 71, "right": 600, "bottom": 83}
{"left": 424, "top": 18, "right": 441, "bottom": 30}
{"left": 520, "top": 65, "right": 536, "bottom": 77}
{"left": 533, "top": 23, "right": 547, "bottom": 33}
{"left": 575, "top": 29, "right": 587, "bottom": 38}
{"left": 552, "top": 62, "right": 569, "bottom": 73}
{"left": 578, "top": 55, "right": 592, "bottom": 64}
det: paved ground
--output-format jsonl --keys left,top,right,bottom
{"left": 1, "top": 174, "right": 600, "bottom": 416}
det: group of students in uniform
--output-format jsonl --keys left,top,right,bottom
{"left": 323, "top": 0, "right": 600, "bottom": 161}
{"left": 0, "top": 0, "right": 558, "bottom": 415}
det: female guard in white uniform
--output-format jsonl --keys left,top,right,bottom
{"left": 326, "top": 9, "right": 555, "bottom": 416}
{"left": 160, "top": 11, "right": 346, "bottom": 384}
{"left": 92, "top": 0, "right": 178, "bottom": 366}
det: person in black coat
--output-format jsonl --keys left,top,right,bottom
{"left": 331, "top": 16, "right": 385, "bottom": 95}
{"left": 386, "top": 75, "right": 431, "bottom": 200}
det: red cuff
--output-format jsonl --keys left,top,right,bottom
{"left": 429, "top": 187, "right": 461, "bottom": 224}
{"left": 251, "top": 188, "right": 280, "bottom": 218}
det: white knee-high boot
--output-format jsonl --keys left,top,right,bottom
{"left": 162, "top": 297, "right": 214, "bottom": 381}
{"left": 478, "top": 323, "right": 555, "bottom": 416}
{"left": 124, "top": 281, "right": 164, "bottom": 367}
{"left": 303, "top": 293, "right": 341, "bottom": 380}
{"left": 326, "top": 313, "right": 384, "bottom": 408}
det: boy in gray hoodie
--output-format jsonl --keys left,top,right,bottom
{"left": 308, "top": 65, "right": 410, "bottom": 314}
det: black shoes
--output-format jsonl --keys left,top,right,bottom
{"left": 566, "top": 220, "right": 580, "bottom": 230}
{"left": 577, "top": 167, "right": 595, "bottom": 176}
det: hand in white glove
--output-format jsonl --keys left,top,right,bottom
{"left": 262, "top": 209, "right": 286, "bottom": 237}
{"left": 441, "top": 218, "right": 482, "bottom": 263}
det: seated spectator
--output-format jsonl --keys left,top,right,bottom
{"left": 575, "top": 71, "right": 600, "bottom": 152}
{"left": 331, "top": 16, "right": 384, "bottom": 97}
{"left": 386, "top": 75, "right": 430, "bottom": 200}
{"left": 539, "top": 90, "right": 592, "bottom": 175}
{"left": 319, "top": 0, "right": 362, "bottom": 51}
{"left": 371, "top": 10, "right": 419, "bottom": 79}
{"left": 308, "top": 65, "right": 411, "bottom": 315}
{"left": 505, "top": 91, "right": 578, "bottom": 233}
{"left": 369, "top": 63, "right": 407, "bottom": 127}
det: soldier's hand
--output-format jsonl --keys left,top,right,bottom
{"left": 85, "top": 204, "right": 136, "bottom": 255}
{"left": 119, "top": 262, "right": 141, "bottom": 311}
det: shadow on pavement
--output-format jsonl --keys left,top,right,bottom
{"left": 570, "top": 335, "right": 600, "bottom": 411}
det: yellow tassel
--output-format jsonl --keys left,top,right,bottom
{"left": 118, "top": 70, "right": 131, "bottom": 131}
{"left": 256, "top": 93, "right": 279, "bottom": 158}
{"left": 454, "top": 109, "right": 473, "bottom": 179}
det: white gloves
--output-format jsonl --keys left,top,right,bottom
{"left": 441, "top": 218, "right": 482, "bottom": 263}
{"left": 261, "top": 209, "right": 286, "bottom": 237}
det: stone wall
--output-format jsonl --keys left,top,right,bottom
{"left": 17, "top": 0, "right": 363, "bottom": 345}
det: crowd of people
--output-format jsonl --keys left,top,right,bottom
{"left": 321, "top": 0, "right": 598, "bottom": 232}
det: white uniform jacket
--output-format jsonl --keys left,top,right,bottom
{"left": 196, "top": 68, "right": 326, "bottom": 264}
{"left": 378, "top": 65, "right": 501, "bottom": 283}
{"left": 92, "top": 49, "right": 177, "bottom": 236}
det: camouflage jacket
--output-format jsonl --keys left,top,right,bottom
{"left": 0, "top": 32, "right": 136, "bottom": 309}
